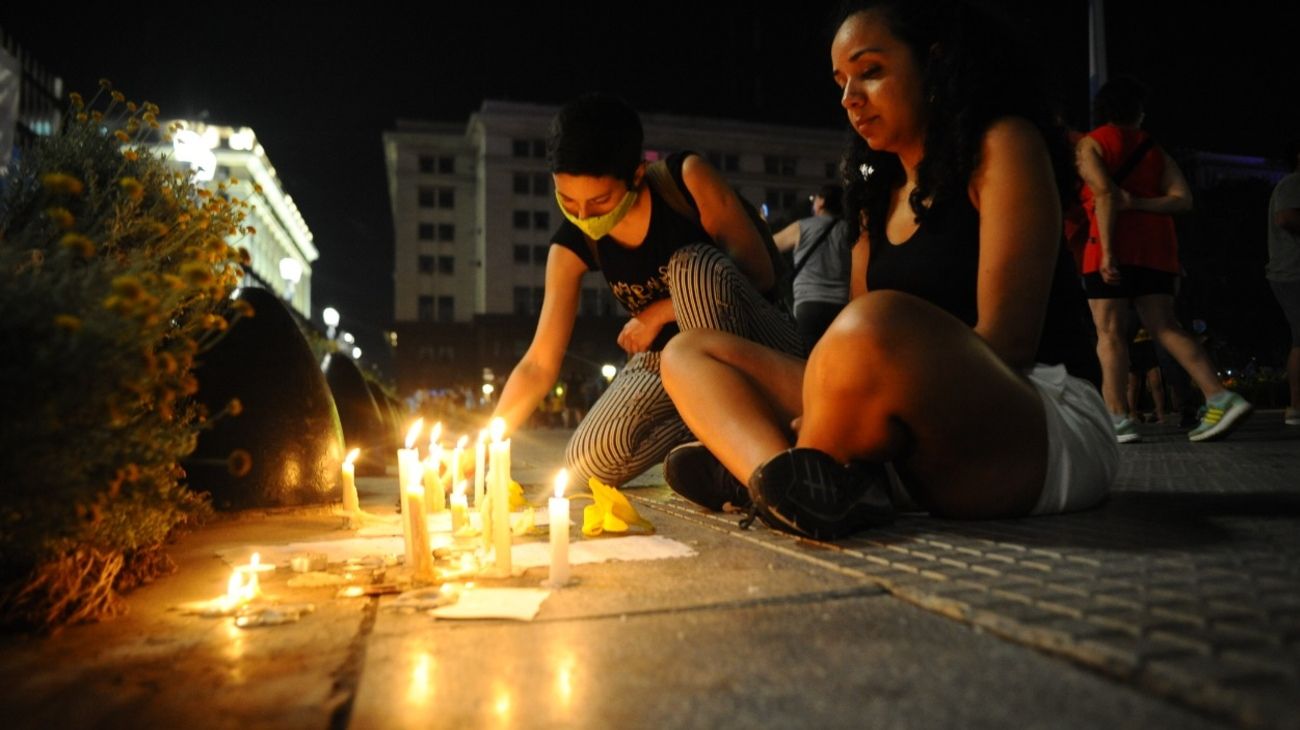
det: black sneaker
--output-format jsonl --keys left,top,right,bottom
{"left": 748, "top": 448, "right": 892, "bottom": 540}
{"left": 664, "top": 441, "right": 752, "bottom": 512}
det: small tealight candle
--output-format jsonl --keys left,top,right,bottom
{"left": 341, "top": 448, "right": 361, "bottom": 514}
{"left": 450, "top": 480, "right": 470, "bottom": 534}
{"left": 547, "top": 470, "right": 571, "bottom": 587}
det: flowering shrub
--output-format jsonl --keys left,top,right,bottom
{"left": 0, "top": 81, "right": 251, "bottom": 632}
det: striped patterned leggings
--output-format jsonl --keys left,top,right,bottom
{"left": 565, "top": 244, "right": 804, "bottom": 486}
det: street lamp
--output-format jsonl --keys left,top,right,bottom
{"left": 352, "top": 347, "right": 362, "bottom": 360}
{"left": 601, "top": 364, "right": 617, "bottom": 382}
{"left": 322, "top": 307, "right": 340, "bottom": 340}
{"left": 279, "top": 257, "right": 302, "bottom": 304}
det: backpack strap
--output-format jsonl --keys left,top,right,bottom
{"left": 1112, "top": 136, "right": 1157, "bottom": 186}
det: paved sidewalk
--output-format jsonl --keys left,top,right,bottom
{"left": 0, "top": 414, "right": 1294, "bottom": 729}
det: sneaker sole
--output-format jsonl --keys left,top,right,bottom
{"left": 1188, "top": 402, "right": 1254, "bottom": 442}
{"left": 1116, "top": 432, "right": 1142, "bottom": 444}
{"left": 750, "top": 449, "right": 890, "bottom": 540}
{"left": 664, "top": 443, "right": 750, "bottom": 512}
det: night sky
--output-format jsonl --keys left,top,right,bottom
{"left": 3, "top": 1, "right": 1296, "bottom": 376}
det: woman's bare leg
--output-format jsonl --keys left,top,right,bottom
{"left": 661, "top": 329, "right": 806, "bottom": 481}
{"left": 1088, "top": 298, "right": 1130, "bottom": 416}
{"left": 1134, "top": 294, "right": 1225, "bottom": 399}
{"left": 797, "top": 292, "right": 1048, "bottom": 519}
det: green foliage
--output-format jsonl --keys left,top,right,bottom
{"left": 0, "top": 83, "right": 253, "bottom": 630}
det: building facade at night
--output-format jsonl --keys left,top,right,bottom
{"left": 383, "top": 100, "right": 845, "bottom": 396}
{"left": 154, "top": 121, "right": 319, "bottom": 321}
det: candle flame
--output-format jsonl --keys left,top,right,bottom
{"left": 428, "top": 421, "right": 443, "bottom": 448}
{"left": 226, "top": 571, "right": 243, "bottom": 601}
{"left": 344, "top": 448, "right": 360, "bottom": 467}
{"left": 404, "top": 418, "right": 424, "bottom": 450}
{"left": 454, "top": 479, "right": 467, "bottom": 497}
{"left": 455, "top": 435, "right": 469, "bottom": 450}
{"left": 489, "top": 417, "right": 506, "bottom": 443}
{"left": 249, "top": 552, "right": 261, "bottom": 569}
{"left": 554, "top": 469, "right": 569, "bottom": 499}
{"left": 477, "top": 429, "right": 487, "bottom": 444}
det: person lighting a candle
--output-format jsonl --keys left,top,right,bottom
{"left": 486, "top": 93, "right": 802, "bottom": 493}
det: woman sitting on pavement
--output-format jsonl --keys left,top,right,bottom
{"left": 1076, "top": 76, "right": 1251, "bottom": 443}
{"left": 659, "top": 0, "right": 1117, "bottom": 540}
{"left": 490, "top": 93, "right": 803, "bottom": 488}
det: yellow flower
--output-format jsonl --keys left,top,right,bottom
{"left": 180, "top": 261, "right": 214, "bottom": 286}
{"left": 110, "top": 91, "right": 125, "bottom": 103}
{"left": 90, "top": 110, "right": 104, "bottom": 123}
{"left": 114, "top": 130, "right": 130, "bottom": 144}
{"left": 53, "top": 314, "right": 82, "bottom": 333}
{"left": 126, "top": 101, "right": 138, "bottom": 113}
{"left": 244, "top": 226, "right": 257, "bottom": 235}
{"left": 179, "top": 375, "right": 199, "bottom": 395}
{"left": 45, "top": 207, "right": 75, "bottom": 229}
{"left": 99, "top": 78, "right": 112, "bottom": 90}
{"left": 41, "top": 173, "right": 84, "bottom": 196}
{"left": 111, "top": 275, "right": 145, "bottom": 301}
{"left": 123, "top": 150, "right": 139, "bottom": 161}
{"left": 118, "top": 177, "right": 144, "bottom": 201}
{"left": 69, "top": 92, "right": 84, "bottom": 109}
{"left": 59, "top": 232, "right": 95, "bottom": 258}
{"left": 76, "top": 112, "right": 88, "bottom": 123}
{"left": 232, "top": 299, "right": 256, "bottom": 319}
{"left": 580, "top": 477, "right": 654, "bottom": 537}
{"left": 159, "top": 352, "right": 178, "bottom": 375}
{"left": 227, "top": 449, "right": 253, "bottom": 477}
{"left": 228, "top": 176, "right": 240, "bottom": 185}
{"left": 161, "top": 273, "right": 185, "bottom": 290}
{"left": 196, "top": 188, "right": 211, "bottom": 198}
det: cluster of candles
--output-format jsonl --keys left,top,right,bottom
{"left": 389, "top": 417, "right": 572, "bottom": 586}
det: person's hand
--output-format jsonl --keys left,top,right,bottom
{"left": 1099, "top": 251, "right": 1122, "bottom": 286}
{"left": 1115, "top": 188, "right": 1134, "bottom": 211}
{"left": 617, "top": 315, "right": 661, "bottom": 354}
{"left": 790, "top": 416, "right": 802, "bottom": 436}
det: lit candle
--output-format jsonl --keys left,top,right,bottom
{"left": 489, "top": 417, "right": 511, "bottom": 575}
{"left": 452, "top": 435, "right": 468, "bottom": 488}
{"left": 398, "top": 419, "right": 424, "bottom": 568}
{"left": 547, "top": 470, "right": 571, "bottom": 587}
{"left": 405, "top": 477, "right": 435, "bottom": 580}
{"left": 234, "top": 551, "right": 274, "bottom": 600}
{"left": 423, "top": 422, "right": 446, "bottom": 513}
{"left": 474, "top": 429, "right": 487, "bottom": 508}
{"left": 450, "top": 480, "right": 470, "bottom": 534}
{"left": 341, "top": 448, "right": 361, "bottom": 514}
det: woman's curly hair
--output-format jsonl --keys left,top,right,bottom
{"left": 835, "top": 0, "right": 1076, "bottom": 243}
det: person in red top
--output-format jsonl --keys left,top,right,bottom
{"left": 1076, "top": 76, "right": 1251, "bottom": 443}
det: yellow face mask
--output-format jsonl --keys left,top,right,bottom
{"left": 555, "top": 187, "right": 638, "bottom": 240}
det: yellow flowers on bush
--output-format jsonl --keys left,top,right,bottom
{"left": 118, "top": 177, "right": 144, "bottom": 201}
{"left": 53, "top": 314, "right": 82, "bottom": 333}
{"left": 59, "top": 233, "right": 95, "bottom": 259}
{"left": 41, "top": 173, "right": 84, "bottom": 197}
{"left": 45, "top": 207, "right": 75, "bottom": 230}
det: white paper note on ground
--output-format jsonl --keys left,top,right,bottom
{"left": 354, "top": 509, "right": 546, "bottom": 538}
{"left": 430, "top": 587, "right": 551, "bottom": 621}
{"left": 510, "top": 535, "right": 697, "bottom": 572}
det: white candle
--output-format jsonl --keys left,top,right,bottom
{"left": 474, "top": 430, "right": 487, "bottom": 508}
{"left": 479, "top": 491, "right": 493, "bottom": 555}
{"left": 489, "top": 418, "right": 511, "bottom": 575}
{"left": 341, "top": 448, "right": 361, "bottom": 514}
{"left": 547, "top": 470, "right": 571, "bottom": 587}
{"left": 405, "top": 479, "right": 435, "bottom": 580}
{"left": 425, "top": 423, "right": 446, "bottom": 513}
{"left": 450, "top": 480, "right": 469, "bottom": 534}
{"left": 452, "top": 435, "right": 468, "bottom": 488}
{"left": 398, "top": 419, "right": 424, "bottom": 568}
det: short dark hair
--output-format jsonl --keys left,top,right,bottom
{"left": 547, "top": 93, "right": 643, "bottom": 186}
{"left": 1093, "top": 76, "right": 1147, "bottom": 125}
{"left": 817, "top": 183, "right": 844, "bottom": 217}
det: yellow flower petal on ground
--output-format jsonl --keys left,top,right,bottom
{"left": 580, "top": 477, "right": 653, "bottom": 537}
{"left": 508, "top": 480, "right": 527, "bottom": 510}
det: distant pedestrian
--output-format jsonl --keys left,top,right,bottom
{"left": 1267, "top": 137, "right": 1300, "bottom": 426}
{"left": 1076, "top": 76, "right": 1251, "bottom": 443}
{"left": 773, "top": 184, "right": 853, "bottom": 349}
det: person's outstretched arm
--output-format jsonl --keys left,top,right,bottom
{"left": 491, "top": 245, "right": 585, "bottom": 433}
{"left": 1077, "top": 135, "right": 1122, "bottom": 285}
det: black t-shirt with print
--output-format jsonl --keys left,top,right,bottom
{"left": 551, "top": 151, "right": 711, "bottom": 350}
